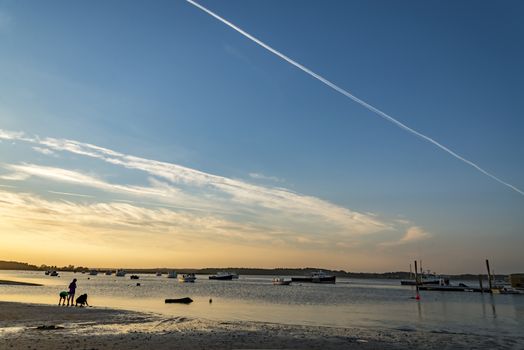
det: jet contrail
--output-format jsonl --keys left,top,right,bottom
{"left": 186, "top": 0, "right": 524, "bottom": 196}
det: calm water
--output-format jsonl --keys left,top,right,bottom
{"left": 1, "top": 270, "right": 523, "bottom": 337}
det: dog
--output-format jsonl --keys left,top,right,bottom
{"left": 75, "top": 293, "right": 89, "bottom": 307}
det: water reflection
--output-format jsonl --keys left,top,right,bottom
{"left": 1, "top": 271, "right": 523, "bottom": 337}
{"left": 480, "top": 293, "right": 497, "bottom": 320}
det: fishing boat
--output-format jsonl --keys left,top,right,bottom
{"left": 209, "top": 271, "right": 235, "bottom": 280}
{"left": 167, "top": 271, "right": 177, "bottom": 278}
{"left": 272, "top": 277, "right": 292, "bottom": 285}
{"left": 116, "top": 269, "right": 126, "bottom": 277}
{"left": 178, "top": 273, "right": 196, "bottom": 282}
{"left": 130, "top": 275, "right": 139, "bottom": 280}
{"left": 50, "top": 271, "right": 59, "bottom": 277}
{"left": 89, "top": 270, "right": 98, "bottom": 276}
{"left": 291, "top": 270, "right": 336, "bottom": 284}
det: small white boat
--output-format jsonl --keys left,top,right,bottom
{"left": 167, "top": 271, "right": 177, "bottom": 278}
{"left": 116, "top": 269, "right": 126, "bottom": 277}
{"left": 178, "top": 273, "right": 196, "bottom": 283}
{"left": 272, "top": 277, "right": 291, "bottom": 285}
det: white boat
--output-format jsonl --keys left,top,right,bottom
{"left": 116, "top": 269, "right": 126, "bottom": 277}
{"left": 89, "top": 270, "right": 98, "bottom": 276}
{"left": 167, "top": 271, "right": 177, "bottom": 278}
{"left": 178, "top": 273, "right": 196, "bottom": 282}
{"left": 272, "top": 277, "right": 291, "bottom": 285}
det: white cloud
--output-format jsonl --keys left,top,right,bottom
{"left": 380, "top": 226, "right": 431, "bottom": 247}
{"left": 0, "top": 169, "right": 31, "bottom": 181}
{"left": 0, "top": 128, "right": 402, "bottom": 241}
{"left": 249, "top": 172, "right": 283, "bottom": 182}
{"left": 32, "top": 146, "right": 56, "bottom": 156}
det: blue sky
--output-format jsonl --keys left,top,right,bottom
{"left": 0, "top": 0, "right": 523, "bottom": 272}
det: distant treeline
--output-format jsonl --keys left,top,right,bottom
{"left": 0, "top": 261, "right": 509, "bottom": 279}
{"left": 0, "top": 260, "right": 39, "bottom": 270}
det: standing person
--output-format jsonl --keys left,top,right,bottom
{"left": 67, "top": 278, "right": 77, "bottom": 306}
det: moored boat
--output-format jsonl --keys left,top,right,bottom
{"left": 209, "top": 271, "right": 235, "bottom": 280}
{"left": 89, "top": 270, "right": 98, "bottom": 276}
{"left": 130, "top": 275, "right": 139, "bottom": 280}
{"left": 178, "top": 273, "right": 196, "bottom": 283}
{"left": 292, "top": 270, "right": 336, "bottom": 284}
{"left": 272, "top": 277, "right": 292, "bottom": 285}
{"left": 50, "top": 271, "right": 59, "bottom": 277}
{"left": 167, "top": 271, "right": 177, "bottom": 278}
{"left": 116, "top": 269, "right": 126, "bottom": 277}
{"left": 401, "top": 270, "right": 448, "bottom": 286}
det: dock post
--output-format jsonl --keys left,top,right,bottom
{"left": 479, "top": 274, "right": 484, "bottom": 293}
{"left": 486, "top": 259, "right": 493, "bottom": 291}
{"left": 414, "top": 260, "right": 420, "bottom": 300}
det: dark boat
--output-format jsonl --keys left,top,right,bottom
{"left": 209, "top": 272, "right": 234, "bottom": 280}
{"left": 291, "top": 271, "right": 336, "bottom": 284}
{"left": 130, "top": 275, "right": 139, "bottom": 280}
{"left": 165, "top": 297, "right": 193, "bottom": 304}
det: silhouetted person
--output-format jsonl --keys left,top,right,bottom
{"left": 58, "top": 291, "right": 68, "bottom": 306}
{"left": 75, "top": 293, "right": 89, "bottom": 307}
{"left": 67, "top": 278, "right": 77, "bottom": 306}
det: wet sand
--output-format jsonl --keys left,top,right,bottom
{"left": 0, "top": 280, "right": 42, "bottom": 286}
{"left": 1, "top": 301, "right": 522, "bottom": 349}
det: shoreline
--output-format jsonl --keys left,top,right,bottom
{"left": 1, "top": 301, "right": 523, "bottom": 349}
{"left": 0, "top": 279, "right": 42, "bottom": 286}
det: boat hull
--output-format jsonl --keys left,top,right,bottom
{"left": 209, "top": 275, "right": 233, "bottom": 280}
{"left": 291, "top": 276, "right": 336, "bottom": 283}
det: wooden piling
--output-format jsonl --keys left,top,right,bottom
{"left": 479, "top": 274, "right": 484, "bottom": 293}
{"left": 486, "top": 259, "right": 493, "bottom": 291}
{"left": 414, "top": 260, "right": 420, "bottom": 299}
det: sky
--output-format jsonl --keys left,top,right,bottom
{"left": 0, "top": 0, "right": 523, "bottom": 273}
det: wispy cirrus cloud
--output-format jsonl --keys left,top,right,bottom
{"left": 379, "top": 226, "right": 432, "bottom": 247}
{"left": 32, "top": 146, "right": 56, "bottom": 156}
{"left": 249, "top": 172, "right": 283, "bottom": 183}
{"left": 0, "top": 128, "right": 391, "bottom": 237}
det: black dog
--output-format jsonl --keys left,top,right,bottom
{"left": 75, "top": 293, "right": 89, "bottom": 307}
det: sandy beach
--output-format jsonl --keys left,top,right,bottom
{"left": 1, "top": 301, "right": 523, "bottom": 349}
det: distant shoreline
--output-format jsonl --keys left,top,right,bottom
{"left": 0, "top": 264, "right": 510, "bottom": 281}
